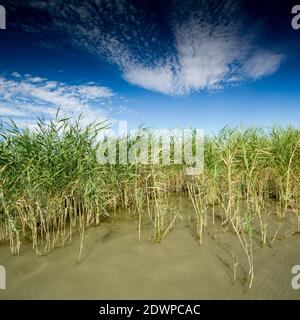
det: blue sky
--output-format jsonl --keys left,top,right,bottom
{"left": 0, "top": 0, "right": 300, "bottom": 133}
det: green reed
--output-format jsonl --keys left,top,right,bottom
{"left": 1, "top": 115, "right": 300, "bottom": 287}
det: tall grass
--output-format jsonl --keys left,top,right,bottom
{"left": 0, "top": 116, "right": 185, "bottom": 255}
{"left": 0, "top": 116, "right": 110, "bottom": 256}
{"left": 1, "top": 116, "right": 300, "bottom": 286}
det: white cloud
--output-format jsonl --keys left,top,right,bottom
{"left": 243, "top": 51, "right": 283, "bottom": 80}
{"left": 0, "top": 104, "right": 26, "bottom": 117}
{"left": 25, "top": 0, "right": 284, "bottom": 96}
{"left": 0, "top": 73, "right": 115, "bottom": 128}
{"left": 122, "top": 0, "right": 284, "bottom": 95}
{"left": 123, "top": 64, "right": 179, "bottom": 95}
{"left": 26, "top": 76, "right": 47, "bottom": 83}
{"left": 122, "top": 16, "right": 283, "bottom": 95}
{"left": 11, "top": 71, "right": 21, "bottom": 78}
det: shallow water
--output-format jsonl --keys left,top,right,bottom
{"left": 1, "top": 198, "right": 300, "bottom": 299}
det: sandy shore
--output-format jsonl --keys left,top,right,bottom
{"left": 1, "top": 210, "right": 300, "bottom": 299}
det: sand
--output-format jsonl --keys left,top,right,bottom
{"left": 1, "top": 200, "right": 300, "bottom": 300}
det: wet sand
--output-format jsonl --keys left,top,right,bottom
{"left": 1, "top": 203, "right": 300, "bottom": 300}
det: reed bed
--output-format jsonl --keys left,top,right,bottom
{"left": 1, "top": 116, "right": 300, "bottom": 287}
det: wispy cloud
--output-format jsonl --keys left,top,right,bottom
{"left": 121, "top": 0, "right": 283, "bottom": 95}
{"left": 0, "top": 73, "right": 115, "bottom": 128}
{"left": 124, "top": 63, "right": 178, "bottom": 96}
{"left": 20, "top": 0, "right": 284, "bottom": 95}
{"left": 242, "top": 51, "right": 284, "bottom": 80}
